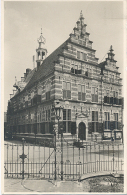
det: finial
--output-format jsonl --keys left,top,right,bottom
{"left": 15, "top": 76, "right": 17, "bottom": 84}
{"left": 110, "top": 45, "right": 113, "bottom": 52}
{"left": 80, "top": 10, "right": 84, "bottom": 19}
{"left": 37, "top": 28, "right": 46, "bottom": 44}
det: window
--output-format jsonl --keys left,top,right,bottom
{"left": 63, "top": 82, "right": 71, "bottom": 99}
{"left": 78, "top": 85, "right": 85, "bottom": 101}
{"left": 111, "top": 75, "right": 114, "bottom": 83}
{"left": 104, "top": 112, "right": 110, "bottom": 129}
{"left": 116, "top": 92, "right": 118, "bottom": 98}
{"left": 46, "top": 110, "right": 50, "bottom": 121}
{"left": 77, "top": 51, "right": 80, "bottom": 59}
{"left": 113, "top": 91, "right": 115, "bottom": 98}
{"left": 45, "top": 83, "right": 51, "bottom": 100}
{"left": 77, "top": 51, "right": 87, "bottom": 61}
{"left": 113, "top": 91, "right": 118, "bottom": 98}
{"left": 63, "top": 109, "right": 71, "bottom": 133}
{"left": 114, "top": 113, "right": 118, "bottom": 129}
{"left": 92, "top": 87, "right": 98, "bottom": 102}
{"left": 71, "top": 65, "right": 81, "bottom": 74}
{"left": 81, "top": 52, "right": 87, "bottom": 61}
{"left": 92, "top": 111, "right": 98, "bottom": 132}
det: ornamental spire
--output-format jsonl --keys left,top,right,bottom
{"left": 110, "top": 45, "right": 114, "bottom": 53}
{"left": 108, "top": 45, "right": 115, "bottom": 61}
{"left": 80, "top": 10, "right": 84, "bottom": 19}
{"left": 37, "top": 28, "right": 46, "bottom": 46}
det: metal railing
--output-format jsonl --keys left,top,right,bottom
{"left": 4, "top": 138, "right": 124, "bottom": 180}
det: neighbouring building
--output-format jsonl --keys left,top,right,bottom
{"left": 6, "top": 11, "right": 123, "bottom": 142}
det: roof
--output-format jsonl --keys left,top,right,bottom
{"left": 99, "top": 61, "right": 107, "bottom": 69}
{"left": 25, "top": 39, "right": 68, "bottom": 89}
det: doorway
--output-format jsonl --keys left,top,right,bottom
{"left": 78, "top": 122, "right": 86, "bottom": 140}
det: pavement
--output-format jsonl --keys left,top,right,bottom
{"left": 3, "top": 171, "right": 124, "bottom": 193}
{"left": 4, "top": 178, "right": 90, "bottom": 193}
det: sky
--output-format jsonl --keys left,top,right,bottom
{"left": 4, "top": 1, "right": 124, "bottom": 112}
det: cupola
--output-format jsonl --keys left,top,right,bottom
{"left": 36, "top": 28, "right": 47, "bottom": 68}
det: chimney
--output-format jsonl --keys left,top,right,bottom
{"left": 33, "top": 55, "right": 35, "bottom": 69}
{"left": 25, "top": 68, "right": 31, "bottom": 77}
{"left": 21, "top": 77, "right": 25, "bottom": 82}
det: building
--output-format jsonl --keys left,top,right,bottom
{"left": 6, "top": 11, "right": 123, "bottom": 142}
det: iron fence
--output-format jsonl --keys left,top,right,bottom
{"left": 4, "top": 138, "right": 124, "bottom": 181}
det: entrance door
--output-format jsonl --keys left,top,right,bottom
{"left": 78, "top": 122, "right": 86, "bottom": 140}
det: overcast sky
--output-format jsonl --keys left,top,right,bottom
{"left": 4, "top": 1, "right": 124, "bottom": 111}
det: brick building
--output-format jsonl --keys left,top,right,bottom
{"left": 6, "top": 12, "right": 123, "bottom": 142}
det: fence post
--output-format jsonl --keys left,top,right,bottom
{"left": 61, "top": 127, "right": 63, "bottom": 181}
{"left": 54, "top": 128, "right": 57, "bottom": 180}
{"left": 113, "top": 144, "right": 114, "bottom": 172}
{"left": 22, "top": 138, "right": 25, "bottom": 180}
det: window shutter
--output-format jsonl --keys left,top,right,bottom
{"left": 110, "top": 97, "right": 113, "bottom": 104}
{"left": 92, "top": 94, "right": 94, "bottom": 102}
{"left": 63, "top": 109, "right": 66, "bottom": 120}
{"left": 68, "top": 121, "right": 71, "bottom": 133}
{"left": 118, "top": 122, "right": 122, "bottom": 130}
{"left": 68, "top": 109, "right": 71, "bottom": 120}
{"left": 104, "top": 96, "right": 107, "bottom": 103}
{"left": 49, "top": 122, "right": 53, "bottom": 134}
{"left": 78, "top": 85, "right": 81, "bottom": 92}
{"left": 67, "top": 90, "right": 71, "bottom": 99}
{"left": 63, "top": 90, "right": 66, "bottom": 99}
{"left": 78, "top": 92, "right": 81, "bottom": 100}
{"left": 92, "top": 111, "right": 94, "bottom": 121}
{"left": 82, "top": 93, "right": 85, "bottom": 101}
{"left": 71, "top": 122, "right": 76, "bottom": 135}
{"left": 63, "top": 81, "right": 66, "bottom": 89}
{"left": 96, "top": 122, "right": 98, "bottom": 132}
{"left": 95, "top": 111, "right": 98, "bottom": 121}
{"left": 95, "top": 95, "right": 98, "bottom": 102}
{"left": 75, "top": 69, "right": 78, "bottom": 74}
{"left": 63, "top": 121, "right": 66, "bottom": 133}
{"left": 88, "top": 122, "right": 92, "bottom": 134}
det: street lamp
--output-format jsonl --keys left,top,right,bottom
{"left": 53, "top": 125, "right": 57, "bottom": 180}
{"left": 53, "top": 100, "right": 63, "bottom": 139}
{"left": 100, "top": 67, "right": 104, "bottom": 141}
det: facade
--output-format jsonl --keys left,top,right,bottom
{"left": 6, "top": 12, "right": 123, "bottom": 142}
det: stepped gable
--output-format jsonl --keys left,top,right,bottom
{"left": 25, "top": 39, "right": 69, "bottom": 89}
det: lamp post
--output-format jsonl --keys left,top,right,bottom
{"left": 53, "top": 125, "right": 57, "bottom": 180}
{"left": 54, "top": 100, "right": 63, "bottom": 139}
{"left": 100, "top": 68, "right": 104, "bottom": 140}
{"left": 53, "top": 100, "right": 64, "bottom": 180}
{"left": 60, "top": 127, "right": 63, "bottom": 180}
